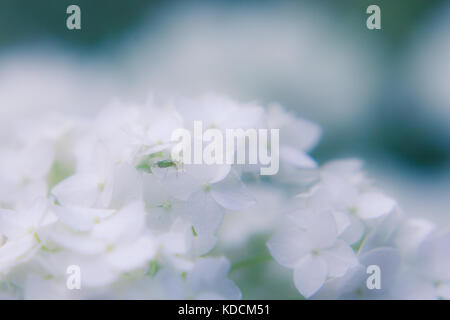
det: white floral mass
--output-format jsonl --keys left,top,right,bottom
{"left": 0, "top": 94, "right": 448, "bottom": 300}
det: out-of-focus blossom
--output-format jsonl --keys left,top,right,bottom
{"left": 0, "top": 92, "right": 449, "bottom": 300}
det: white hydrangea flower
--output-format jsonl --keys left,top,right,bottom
{"left": 0, "top": 140, "right": 55, "bottom": 206}
{"left": 33, "top": 201, "right": 157, "bottom": 288}
{"left": 268, "top": 210, "right": 358, "bottom": 298}
{"left": 0, "top": 92, "right": 449, "bottom": 300}
{"left": 294, "top": 159, "right": 397, "bottom": 245}
{"left": 0, "top": 198, "right": 56, "bottom": 274}
{"left": 155, "top": 164, "right": 255, "bottom": 236}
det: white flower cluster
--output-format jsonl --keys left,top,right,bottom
{"left": 0, "top": 94, "right": 448, "bottom": 299}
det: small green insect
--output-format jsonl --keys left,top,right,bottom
{"left": 156, "top": 160, "right": 177, "bottom": 168}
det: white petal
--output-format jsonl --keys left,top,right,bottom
{"left": 53, "top": 206, "right": 115, "bottom": 232}
{"left": 320, "top": 173, "right": 359, "bottom": 208}
{"left": 24, "top": 275, "right": 77, "bottom": 300}
{"left": 91, "top": 201, "right": 146, "bottom": 243}
{"left": 334, "top": 265, "right": 366, "bottom": 298}
{"left": 210, "top": 173, "right": 256, "bottom": 211}
{"left": 331, "top": 210, "right": 351, "bottom": 235}
{"left": 0, "top": 235, "right": 38, "bottom": 272}
{"left": 321, "top": 240, "right": 358, "bottom": 278}
{"left": 267, "top": 225, "right": 313, "bottom": 268}
{"left": 289, "top": 117, "right": 322, "bottom": 152}
{"left": 356, "top": 191, "right": 396, "bottom": 219}
{"left": 341, "top": 247, "right": 402, "bottom": 298}
{"left": 418, "top": 231, "right": 450, "bottom": 281}
{"left": 76, "top": 257, "right": 120, "bottom": 288}
{"left": 147, "top": 206, "right": 175, "bottom": 232}
{"left": 339, "top": 214, "right": 365, "bottom": 244}
{"left": 358, "top": 210, "right": 403, "bottom": 254}
{"left": 394, "top": 218, "right": 435, "bottom": 257}
{"left": 187, "top": 257, "right": 241, "bottom": 300}
{"left": 360, "top": 247, "right": 401, "bottom": 284}
{"left": 280, "top": 146, "right": 317, "bottom": 169}
{"left": 293, "top": 255, "right": 328, "bottom": 298}
{"left": 0, "top": 209, "right": 26, "bottom": 239}
{"left": 21, "top": 140, "right": 55, "bottom": 180}
{"left": 49, "top": 227, "right": 106, "bottom": 255}
{"left": 185, "top": 163, "right": 231, "bottom": 184}
{"left": 106, "top": 235, "right": 156, "bottom": 271}
{"left": 51, "top": 174, "right": 98, "bottom": 207}
{"left": 142, "top": 173, "right": 170, "bottom": 205}
{"left": 289, "top": 210, "right": 338, "bottom": 249}
{"left": 267, "top": 104, "right": 321, "bottom": 152}
{"left": 437, "top": 284, "right": 450, "bottom": 300}
{"left": 192, "top": 233, "right": 217, "bottom": 256}
{"left": 185, "top": 191, "right": 224, "bottom": 235}
{"left": 109, "top": 163, "right": 143, "bottom": 208}
{"left": 339, "top": 247, "right": 401, "bottom": 299}
{"left": 157, "top": 168, "right": 201, "bottom": 201}
{"left": 157, "top": 231, "right": 190, "bottom": 255}
{"left": 390, "top": 270, "right": 436, "bottom": 299}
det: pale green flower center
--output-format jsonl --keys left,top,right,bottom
{"left": 97, "top": 182, "right": 105, "bottom": 192}
{"left": 162, "top": 201, "right": 172, "bottom": 210}
{"left": 202, "top": 183, "right": 211, "bottom": 192}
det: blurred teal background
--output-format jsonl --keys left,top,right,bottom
{"left": 0, "top": 0, "right": 448, "bottom": 169}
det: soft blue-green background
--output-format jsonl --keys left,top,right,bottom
{"left": 1, "top": 0, "right": 447, "bottom": 168}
